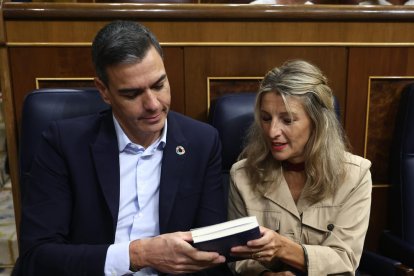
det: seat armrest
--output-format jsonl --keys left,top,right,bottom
{"left": 358, "top": 250, "right": 402, "bottom": 276}
{"left": 395, "top": 264, "right": 414, "bottom": 276}
{"left": 380, "top": 231, "right": 414, "bottom": 268}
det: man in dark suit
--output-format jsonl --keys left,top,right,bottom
{"left": 15, "top": 20, "right": 230, "bottom": 275}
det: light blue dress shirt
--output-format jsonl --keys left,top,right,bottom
{"left": 104, "top": 116, "right": 167, "bottom": 276}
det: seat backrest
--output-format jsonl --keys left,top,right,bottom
{"left": 19, "top": 88, "right": 109, "bottom": 195}
{"left": 389, "top": 83, "right": 414, "bottom": 244}
{"left": 208, "top": 93, "right": 257, "bottom": 172}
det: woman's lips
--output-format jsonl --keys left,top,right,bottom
{"left": 271, "top": 142, "right": 287, "bottom": 151}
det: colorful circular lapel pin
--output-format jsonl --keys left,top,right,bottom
{"left": 176, "top": 146, "right": 185, "bottom": 155}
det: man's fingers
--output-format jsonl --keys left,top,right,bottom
{"left": 189, "top": 250, "right": 225, "bottom": 262}
{"left": 179, "top": 231, "right": 194, "bottom": 242}
{"left": 167, "top": 253, "right": 225, "bottom": 274}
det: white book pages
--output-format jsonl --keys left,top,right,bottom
{"left": 191, "top": 216, "right": 259, "bottom": 243}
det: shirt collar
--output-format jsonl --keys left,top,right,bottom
{"left": 113, "top": 115, "right": 167, "bottom": 153}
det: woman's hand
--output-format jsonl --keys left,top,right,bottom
{"left": 230, "top": 226, "right": 285, "bottom": 264}
{"left": 230, "top": 226, "right": 305, "bottom": 272}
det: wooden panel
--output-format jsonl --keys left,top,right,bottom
{"left": 4, "top": 4, "right": 414, "bottom": 44}
{"left": 365, "top": 186, "right": 390, "bottom": 251}
{"left": 347, "top": 47, "right": 414, "bottom": 157}
{"left": 163, "top": 47, "right": 185, "bottom": 114}
{"left": 6, "top": 20, "right": 414, "bottom": 44}
{"left": 184, "top": 46, "right": 347, "bottom": 121}
{"left": 9, "top": 47, "right": 95, "bottom": 131}
{"left": 366, "top": 78, "right": 414, "bottom": 185}
{"left": 209, "top": 78, "right": 262, "bottom": 100}
{"left": 346, "top": 48, "right": 414, "bottom": 252}
{"left": 108, "top": 0, "right": 198, "bottom": 2}
{"left": 4, "top": 3, "right": 414, "bottom": 22}
{"left": 36, "top": 79, "right": 95, "bottom": 88}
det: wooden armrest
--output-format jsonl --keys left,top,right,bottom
{"left": 395, "top": 263, "right": 414, "bottom": 276}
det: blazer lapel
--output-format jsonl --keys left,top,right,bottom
{"left": 159, "top": 112, "right": 187, "bottom": 233}
{"left": 91, "top": 112, "right": 120, "bottom": 233}
{"left": 263, "top": 176, "right": 301, "bottom": 219}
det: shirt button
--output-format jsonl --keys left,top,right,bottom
{"left": 327, "top": 224, "right": 334, "bottom": 231}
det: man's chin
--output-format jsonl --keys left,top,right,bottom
{"left": 143, "top": 120, "right": 165, "bottom": 132}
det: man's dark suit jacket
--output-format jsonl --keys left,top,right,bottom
{"left": 15, "top": 110, "right": 229, "bottom": 275}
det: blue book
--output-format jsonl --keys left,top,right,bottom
{"left": 191, "top": 216, "right": 261, "bottom": 262}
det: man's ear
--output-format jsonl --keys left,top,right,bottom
{"left": 94, "top": 77, "right": 111, "bottom": 105}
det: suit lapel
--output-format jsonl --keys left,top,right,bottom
{"left": 263, "top": 175, "right": 301, "bottom": 219}
{"left": 91, "top": 112, "right": 120, "bottom": 233}
{"left": 159, "top": 112, "right": 187, "bottom": 233}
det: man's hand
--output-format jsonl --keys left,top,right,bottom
{"left": 129, "top": 231, "right": 226, "bottom": 274}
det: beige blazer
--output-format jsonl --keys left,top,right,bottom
{"left": 228, "top": 152, "right": 372, "bottom": 276}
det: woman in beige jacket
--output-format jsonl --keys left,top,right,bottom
{"left": 228, "top": 60, "right": 372, "bottom": 276}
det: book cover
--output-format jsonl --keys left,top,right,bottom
{"left": 191, "top": 216, "right": 261, "bottom": 262}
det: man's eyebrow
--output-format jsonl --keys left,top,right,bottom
{"left": 117, "top": 74, "right": 167, "bottom": 94}
{"left": 118, "top": 88, "right": 144, "bottom": 94}
{"left": 153, "top": 74, "right": 167, "bottom": 86}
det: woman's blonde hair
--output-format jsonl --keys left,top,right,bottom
{"left": 240, "top": 60, "right": 348, "bottom": 204}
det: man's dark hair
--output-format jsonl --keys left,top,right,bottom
{"left": 91, "top": 20, "right": 163, "bottom": 87}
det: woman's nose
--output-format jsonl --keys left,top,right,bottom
{"left": 268, "top": 121, "right": 282, "bottom": 138}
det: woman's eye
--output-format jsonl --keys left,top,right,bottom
{"left": 283, "top": 118, "right": 293, "bottom": 124}
{"left": 261, "top": 116, "right": 271, "bottom": 122}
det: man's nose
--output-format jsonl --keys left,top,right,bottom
{"left": 142, "top": 91, "right": 159, "bottom": 110}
